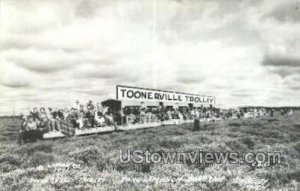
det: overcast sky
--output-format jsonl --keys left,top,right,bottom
{"left": 1, "top": 0, "right": 300, "bottom": 114}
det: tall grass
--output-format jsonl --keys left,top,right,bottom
{"left": 0, "top": 113, "right": 300, "bottom": 190}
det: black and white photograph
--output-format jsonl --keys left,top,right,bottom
{"left": 0, "top": 0, "right": 300, "bottom": 190}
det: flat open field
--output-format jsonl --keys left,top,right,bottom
{"left": 0, "top": 114, "right": 300, "bottom": 191}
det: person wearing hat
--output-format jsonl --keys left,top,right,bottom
{"left": 86, "top": 100, "right": 95, "bottom": 128}
{"left": 39, "top": 107, "right": 49, "bottom": 132}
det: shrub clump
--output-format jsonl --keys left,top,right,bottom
{"left": 159, "top": 139, "right": 182, "bottom": 149}
{"left": 25, "top": 143, "right": 53, "bottom": 155}
{"left": 0, "top": 154, "right": 22, "bottom": 172}
{"left": 68, "top": 146, "right": 103, "bottom": 166}
{"left": 228, "top": 121, "right": 243, "bottom": 127}
{"left": 225, "top": 139, "right": 249, "bottom": 152}
{"left": 28, "top": 151, "right": 56, "bottom": 167}
{"left": 242, "top": 137, "right": 255, "bottom": 150}
{"left": 293, "top": 142, "right": 300, "bottom": 155}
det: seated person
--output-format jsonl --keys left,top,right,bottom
{"left": 63, "top": 108, "right": 70, "bottom": 119}
{"left": 51, "top": 108, "right": 62, "bottom": 131}
{"left": 103, "top": 111, "right": 116, "bottom": 127}
{"left": 146, "top": 109, "right": 152, "bottom": 123}
{"left": 19, "top": 116, "right": 42, "bottom": 143}
{"left": 30, "top": 107, "right": 41, "bottom": 127}
{"left": 95, "top": 111, "right": 106, "bottom": 127}
{"left": 178, "top": 111, "right": 184, "bottom": 120}
{"left": 167, "top": 110, "right": 172, "bottom": 120}
{"left": 69, "top": 108, "right": 79, "bottom": 129}
{"left": 57, "top": 109, "right": 65, "bottom": 120}
{"left": 140, "top": 108, "right": 146, "bottom": 123}
{"left": 73, "top": 100, "right": 81, "bottom": 110}
{"left": 173, "top": 109, "right": 180, "bottom": 119}
{"left": 96, "top": 102, "right": 103, "bottom": 112}
{"left": 127, "top": 113, "right": 136, "bottom": 124}
{"left": 26, "top": 116, "right": 37, "bottom": 131}
{"left": 30, "top": 107, "right": 40, "bottom": 122}
{"left": 39, "top": 107, "right": 49, "bottom": 132}
{"left": 75, "top": 108, "right": 84, "bottom": 129}
{"left": 79, "top": 105, "right": 88, "bottom": 128}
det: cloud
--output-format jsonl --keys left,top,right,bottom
{"left": 262, "top": 53, "right": 300, "bottom": 67}
{"left": 3, "top": 49, "right": 110, "bottom": 73}
{"left": 73, "top": 64, "right": 119, "bottom": 79}
{"left": 268, "top": 67, "right": 300, "bottom": 78}
{"left": 1, "top": 0, "right": 300, "bottom": 113}
{"left": 0, "top": 35, "right": 84, "bottom": 52}
{"left": 264, "top": 1, "right": 300, "bottom": 23}
{"left": 74, "top": 89, "right": 110, "bottom": 96}
{"left": 0, "top": 62, "right": 32, "bottom": 88}
{"left": 282, "top": 75, "right": 300, "bottom": 91}
{"left": 261, "top": 52, "right": 300, "bottom": 78}
{"left": 230, "top": 92, "right": 254, "bottom": 97}
{"left": 177, "top": 75, "right": 204, "bottom": 84}
{"left": 0, "top": 81, "right": 30, "bottom": 88}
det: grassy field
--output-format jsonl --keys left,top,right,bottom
{"left": 0, "top": 113, "right": 300, "bottom": 191}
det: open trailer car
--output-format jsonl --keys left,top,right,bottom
{"left": 43, "top": 118, "right": 116, "bottom": 139}
{"left": 43, "top": 100, "right": 121, "bottom": 139}
{"left": 19, "top": 98, "right": 216, "bottom": 142}
{"left": 19, "top": 118, "right": 116, "bottom": 144}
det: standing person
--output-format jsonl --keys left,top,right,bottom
{"left": 96, "top": 102, "right": 103, "bottom": 112}
{"left": 47, "top": 108, "right": 55, "bottom": 131}
{"left": 166, "top": 109, "right": 172, "bottom": 120}
{"left": 86, "top": 100, "right": 96, "bottom": 128}
{"left": 193, "top": 108, "right": 200, "bottom": 131}
{"left": 178, "top": 110, "right": 184, "bottom": 121}
{"left": 120, "top": 108, "right": 126, "bottom": 125}
{"left": 158, "top": 104, "right": 165, "bottom": 121}
{"left": 190, "top": 108, "right": 196, "bottom": 120}
{"left": 140, "top": 108, "right": 146, "bottom": 123}
{"left": 73, "top": 100, "right": 81, "bottom": 110}
{"left": 18, "top": 115, "right": 28, "bottom": 145}
{"left": 270, "top": 109, "right": 274, "bottom": 117}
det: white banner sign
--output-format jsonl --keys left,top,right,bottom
{"left": 116, "top": 85, "right": 215, "bottom": 105}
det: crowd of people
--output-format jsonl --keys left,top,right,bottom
{"left": 21, "top": 100, "right": 116, "bottom": 133}
{"left": 20, "top": 99, "right": 295, "bottom": 134}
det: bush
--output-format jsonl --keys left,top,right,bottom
{"left": 242, "top": 137, "right": 255, "bottom": 150}
{"left": 28, "top": 151, "right": 55, "bottom": 167}
{"left": 225, "top": 139, "right": 249, "bottom": 152}
{"left": 159, "top": 139, "right": 183, "bottom": 149}
{"left": 293, "top": 123, "right": 300, "bottom": 129}
{"left": 68, "top": 146, "right": 103, "bottom": 166}
{"left": 25, "top": 143, "right": 53, "bottom": 155}
{"left": 0, "top": 154, "right": 22, "bottom": 172}
{"left": 293, "top": 142, "right": 300, "bottom": 155}
{"left": 228, "top": 121, "right": 243, "bottom": 127}
{"left": 115, "top": 161, "right": 152, "bottom": 173}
